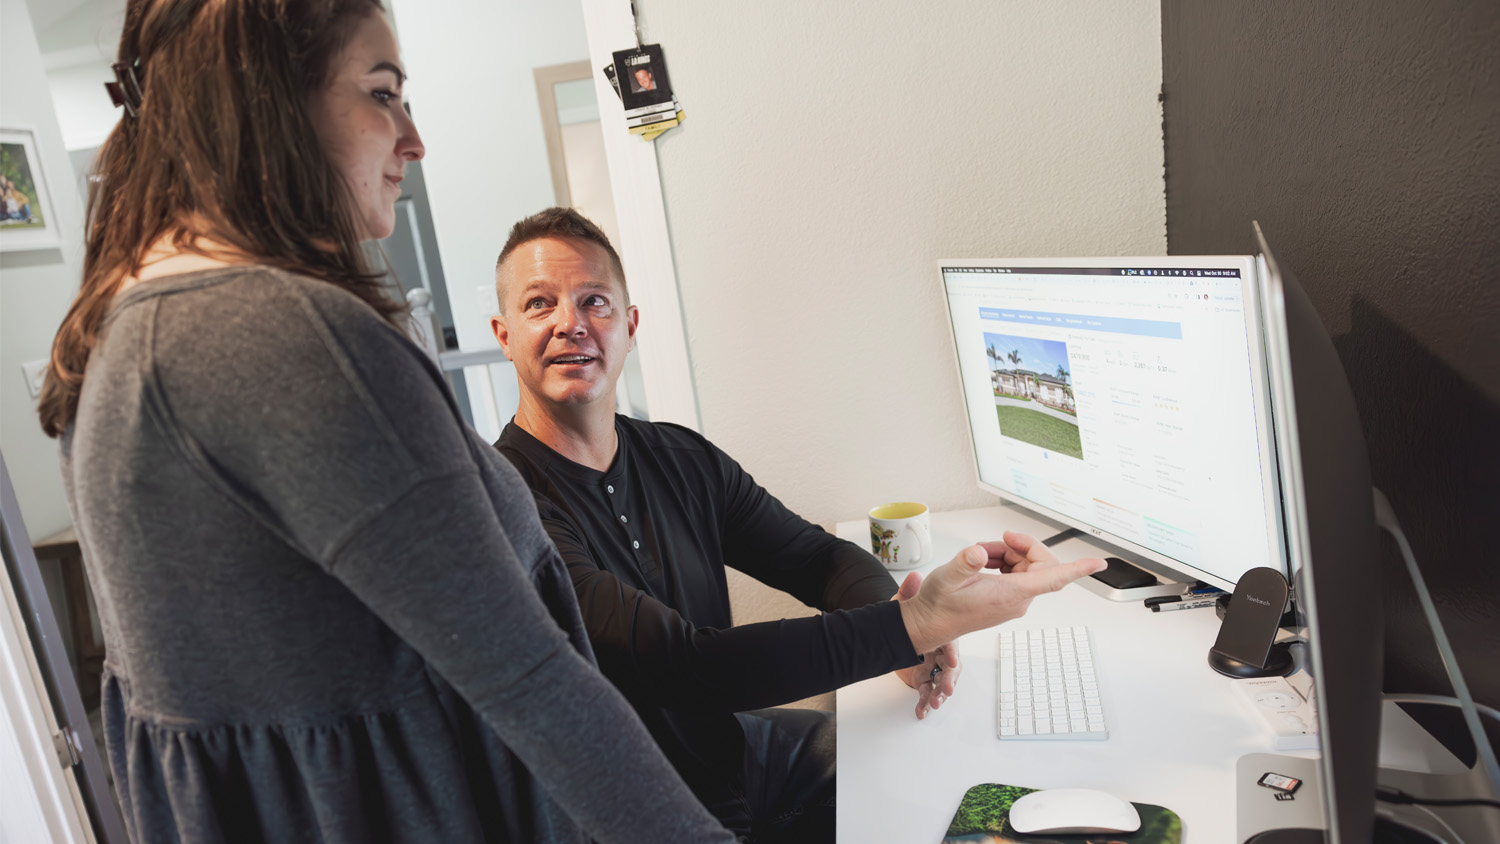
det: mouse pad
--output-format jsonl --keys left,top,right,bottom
{"left": 940, "top": 783, "right": 1182, "bottom": 843}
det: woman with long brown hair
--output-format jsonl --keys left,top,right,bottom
{"left": 39, "top": 2, "right": 734, "bottom": 842}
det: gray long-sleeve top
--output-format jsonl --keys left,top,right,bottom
{"left": 59, "top": 267, "right": 734, "bottom": 844}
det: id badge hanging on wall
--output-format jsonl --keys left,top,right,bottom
{"left": 608, "top": 44, "right": 683, "bottom": 141}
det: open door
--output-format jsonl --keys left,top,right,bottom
{"left": 1, "top": 453, "right": 127, "bottom": 843}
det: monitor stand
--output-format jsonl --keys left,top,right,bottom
{"left": 1234, "top": 755, "right": 1444, "bottom": 843}
{"left": 1241, "top": 819, "right": 1445, "bottom": 843}
{"left": 1375, "top": 759, "right": 1500, "bottom": 842}
{"left": 1243, "top": 831, "right": 1325, "bottom": 843}
{"left": 1236, "top": 704, "right": 1499, "bottom": 843}
{"left": 1236, "top": 753, "right": 1325, "bottom": 842}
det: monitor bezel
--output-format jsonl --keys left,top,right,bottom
{"left": 1254, "top": 223, "right": 1384, "bottom": 844}
{"left": 938, "top": 255, "right": 1287, "bottom": 592}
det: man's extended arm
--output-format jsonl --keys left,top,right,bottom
{"left": 710, "top": 441, "right": 897, "bottom": 612}
{"left": 545, "top": 508, "right": 921, "bottom": 712}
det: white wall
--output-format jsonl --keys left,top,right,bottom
{"left": 645, "top": 0, "right": 1165, "bottom": 529}
{"left": 387, "top": 0, "right": 592, "bottom": 440}
{"left": 0, "top": 6, "right": 92, "bottom": 843}
{"left": 48, "top": 60, "right": 120, "bottom": 152}
{"left": 638, "top": 0, "right": 1167, "bottom": 670}
{"left": 36, "top": 0, "right": 124, "bottom": 153}
{"left": 1, "top": 0, "right": 89, "bottom": 540}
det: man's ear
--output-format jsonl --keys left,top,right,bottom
{"left": 626, "top": 305, "right": 640, "bottom": 352}
{"left": 491, "top": 314, "right": 514, "bottom": 361}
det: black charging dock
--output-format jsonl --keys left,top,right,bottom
{"left": 1211, "top": 641, "right": 1294, "bottom": 679}
{"left": 1209, "top": 567, "right": 1296, "bottom": 679}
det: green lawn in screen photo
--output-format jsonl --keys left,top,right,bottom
{"left": 995, "top": 405, "right": 1084, "bottom": 460}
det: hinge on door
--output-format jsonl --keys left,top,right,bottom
{"left": 51, "top": 727, "right": 81, "bottom": 769}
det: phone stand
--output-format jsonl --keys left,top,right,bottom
{"left": 1210, "top": 642, "right": 1294, "bottom": 679}
{"left": 1209, "top": 567, "right": 1295, "bottom": 679}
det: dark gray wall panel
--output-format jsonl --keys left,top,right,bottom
{"left": 1162, "top": 0, "right": 1499, "bottom": 755}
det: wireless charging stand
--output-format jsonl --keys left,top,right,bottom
{"left": 1209, "top": 567, "right": 1295, "bottom": 679}
{"left": 1210, "top": 642, "right": 1294, "bottom": 678}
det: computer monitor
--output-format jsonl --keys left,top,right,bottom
{"left": 940, "top": 256, "right": 1284, "bottom": 591}
{"left": 1255, "top": 223, "right": 1384, "bottom": 844}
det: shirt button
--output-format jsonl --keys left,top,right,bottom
{"left": 606, "top": 485, "right": 614, "bottom": 494}
{"left": 619, "top": 514, "right": 628, "bottom": 524}
{"left": 633, "top": 541, "right": 641, "bottom": 550}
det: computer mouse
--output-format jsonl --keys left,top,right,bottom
{"left": 1008, "top": 787, "right": 1142, "bottom": 836}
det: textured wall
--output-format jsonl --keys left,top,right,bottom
{"left": 637, "top": 2, "right": 1167, "bottom": 703}
{"left": 642, "top": 1, "right": 1165, "bottom": 528}
{"left": 1161, "top": 1, "right": 1500, "bottom": 751}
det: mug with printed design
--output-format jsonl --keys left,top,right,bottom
{"left": 868, "top": 502, "right": 932, "bottom": 571}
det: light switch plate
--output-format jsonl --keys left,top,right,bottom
{"left": 21, "top": 360, "right": 47, "bottom": 398}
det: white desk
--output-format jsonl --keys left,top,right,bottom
{"left": 833, "top": 504, "right": 1472, "bottom": 842}
{"left": 833, "top": 504, "right": 1292, "bottom": 843}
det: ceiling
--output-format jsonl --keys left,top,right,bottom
{"left": 27, "top": 0, "right": 124, "bottom": 64}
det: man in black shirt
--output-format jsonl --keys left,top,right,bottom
{"left": 489, "top": 208, "right": 1105, "bottom": 842}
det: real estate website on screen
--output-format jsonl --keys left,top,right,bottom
{"left": 943, "top": 262, "right": 1280, "bottom": 587}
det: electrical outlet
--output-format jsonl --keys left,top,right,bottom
{"left": 20, "top": 360, "right": 48, "bottom": 398}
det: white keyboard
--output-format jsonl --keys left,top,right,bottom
{"left": 997, "top": 626, "right": 1109, "bottom": 740}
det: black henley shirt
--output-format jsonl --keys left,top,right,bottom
{"left": 496, "top": 416, "right": 921, "bottom": 814}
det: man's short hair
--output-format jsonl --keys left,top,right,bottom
{"left": 495, "top": 207, "right": 628, "bottom": 311}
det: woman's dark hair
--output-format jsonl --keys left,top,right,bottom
{"left": 39, "top": 0, "right": 400, "bottom": 437}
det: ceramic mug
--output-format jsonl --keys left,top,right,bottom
{"left": 868, "top": 502, "right": 932, "bottom": 571}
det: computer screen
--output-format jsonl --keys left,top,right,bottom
{"left": 1256, "top": 225, "right": 1383, "bottom": 844}
{"left": 940, "top": 257, "right": 1284, "bottom": 591}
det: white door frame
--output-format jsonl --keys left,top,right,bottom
{"left": 533, "top": 60, "right": 594, "bottom": 210}
{"left": 0, "top": 546, "right": 91, "bottom": 844}
{"left": 579, "top": 0, "right": 701, "bottom": 432}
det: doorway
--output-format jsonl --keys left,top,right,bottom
{"left": 534, "top": 59, "right": 648, "bottom": 420}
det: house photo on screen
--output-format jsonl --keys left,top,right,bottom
{"left": 983, "top": 332, "right": 1081, "bottom": 459}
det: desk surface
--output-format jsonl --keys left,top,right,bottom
{"left": 833, "top": 504, "right": 1292, "bottom": 843}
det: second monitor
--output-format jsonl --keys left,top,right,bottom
{"left": 940, "top": 257, "right": 1284, "bottom": 591}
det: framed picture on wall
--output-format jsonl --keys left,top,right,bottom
{"left": 0, "top": 127, "right": 61, "bottom": 252}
